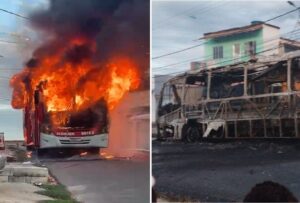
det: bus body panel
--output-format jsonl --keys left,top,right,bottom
{"left": 0, "top": 133, "right": 5, "bottom": 150}
{"left": 23, "top": 89, "right": 109, "bottom": 149}
{"left": 40, "top": 133, "right": 108, "bottom": 148}
{"left": 156, "top": 50, "right": 300, "bottom": 141}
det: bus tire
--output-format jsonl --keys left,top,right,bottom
{"left": 87, "top": 147, "right": 99, "bottom": 154}
{"left": 26, "top": 146, "right": 32, "bottom": 151}
{"left": 37, "top": 148, "right": 48, "bottom": 157}
{"left": 184, "top": 125, "right": 200, "bottom": 143}
{"left": 181, "top": 125, "right": 188, "bottom": 142}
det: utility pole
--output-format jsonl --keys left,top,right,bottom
{"left": 287, "top": 1, "right": 300, "bottom": 39}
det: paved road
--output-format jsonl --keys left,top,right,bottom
{"left": 153, "top": 140, "right": 300, "bottom": 202}
{"left": 45, "top": 159, "right": 149, "bottom": 203}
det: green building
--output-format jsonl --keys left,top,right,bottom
{"left": 197, "top": 22, "right": 300, "bottom": 69}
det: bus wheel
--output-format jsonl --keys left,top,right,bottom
{"left": 87, "top": 147, "right": 100, "bottom": 154}
{"left": 186, "top": 125, "right": 200, "bottom": 143}
{"left": 26, "top": 145, "right": 34, "bottom": 151}
{"left": 210, "top": 126, "right": 224, "bottom": 138}
{"left": 37, "top": 148, "right": 48, "bottom": 157}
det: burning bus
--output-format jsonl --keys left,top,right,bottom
{"left": 157, "top": 50, "right": 300, "bottom": 142}
{"left": 10, "top": 56, "right": 140, "bottom": 150}
{"left": 8, "top": 0, "right": 147, "bottom": 151}
{"left": 23, "top": 85, "right": 109, "bottom": 149}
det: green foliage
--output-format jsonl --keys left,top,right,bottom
{"left": 36, "top": 184, "right": 79, "bottom": 203}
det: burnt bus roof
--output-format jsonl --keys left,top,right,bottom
{"left": 165, "top": 50, "right": 300, "bottom": 85}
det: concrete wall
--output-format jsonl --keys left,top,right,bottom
{"left": 104, "top": 90, "right": 149, "bottom": 158}
{"left": 262, "top": 24, "right": 280, "bottom": 56}
{"left": 5, "top": 140, "right": 24, "bottom": 148}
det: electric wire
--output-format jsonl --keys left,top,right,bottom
{"left": 153, "top": 37, "right": 300, "bottom": 79}
{"left": 0, "top": 8, "right": 29, "bottom": 20}
{"left": 152, "top": 6, "right": 300, "bottom": 60}
{"left": 153, "top": 28, "right": 300, "bottom": 72}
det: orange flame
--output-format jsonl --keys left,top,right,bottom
{"left": 80, "top": 152, "right": 88, "bottom": 156}
{"left": 100, "top": 152, "right": 114, "bottom": 160}
{"left": 10, "top": 39, "right": 140, "bottom": 126}
{"left": 26, "top": 151, "right": 32, "bottom": 159}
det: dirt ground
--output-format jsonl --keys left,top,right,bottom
{"left": 152, "top": 139, "right": 300, "bottom": 202}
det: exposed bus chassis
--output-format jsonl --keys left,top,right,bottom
{"left": 156, "top": 51, "right": 300, "bottom": 142}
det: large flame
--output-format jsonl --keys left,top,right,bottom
{"left": 10, "top": 39, "right": 140, "bottom": 126}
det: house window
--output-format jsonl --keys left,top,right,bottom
{"left": 233, "top": 43, "right": 240, "bottom": 58}
{"left": 244, "top": 41, "right": 256, "bottom": 56}
{"left": 213, "top": 46, "right": 223, "bottom": 59}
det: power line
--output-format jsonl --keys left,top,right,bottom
{"left": 0, "top": 76, "right": 11, "bottom": 80}
{"left": 152, "top": 41, "right": 205, "bottom": 60}
{"left": 153, "top": 4, "right": 205, "bottom": 30}
{"left": 0, "top": 39, "right": 24, "bottom": 45}
{"left": 153, "top": 39, "right": 299, "bottom": 79}
{"left": 153, "top": 1, "right": 226, "bottom": 31}
{"left": 0, "top": 32, "right": 30, "bottom": 38}
{"left": 153, "top": 56, "right": 205, "bottom": 69}
{"left": 0, "top": 98, "right": 10, "bottom": 101}
{"left": 152, "top": 6, "right": 300, "bottom": 60}
{"left": 0, "top": 68, "right": 23, "bottom": 70}
{"left": 152, "top": 2, "right": 227, "bottom": 59}
{"left": 0, "top": 8, "right": 29, "bottom": 20}
{"left": 264, "top": 7, "right": 300, "bottom": 23}
{"left": 153, "top": 28, "right": 300, "bottom": 71}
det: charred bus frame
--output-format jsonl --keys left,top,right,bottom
{"left": 156, "top": 50, "right": 300, "bottom": 142}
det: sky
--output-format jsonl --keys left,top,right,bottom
{"left": 0, "top": 0, "right": 300, "bottom": 140}
{"left": 0, "top": 0, "right": 48, "bottom": 140}
{"left": 152, "top": 0, "right": 299, "bottom": 77}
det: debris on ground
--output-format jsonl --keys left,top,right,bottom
{"left": 248, "top": 146, "right": 257, "bottom": 151}
{"left": 48, "top": 176, "right": 58, "bottom": 185}
{"left": 34, "top": 182, "right": 43, "bottom": 186}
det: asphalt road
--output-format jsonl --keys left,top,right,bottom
{"left": 153, "top": 140, "right": 300, "bottom": 202}
{"left": 45, "top": 159, "right": 149, "bottom": 203}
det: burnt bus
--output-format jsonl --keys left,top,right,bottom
{"left": 157, "top": 50, "right": 300, "bottom": 142}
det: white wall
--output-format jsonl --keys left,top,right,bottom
{"left": 262, "top": 24, "right": 280, "bottom": 56}
{"left": 103, "top": 90, "right": 149, "bottom": 158}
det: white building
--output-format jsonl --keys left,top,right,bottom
{"left": 104, "top": 90, "right": 149, "bottom": 158}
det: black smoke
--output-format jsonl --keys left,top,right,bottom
{"left": 26, "top": 58, "right": 39, "bottom": 68}
{"left": 64, "top": 44, "right": 93, "bottom": 64}
{"left": 27, "top": 0, "right": 149, "bottom": 88}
